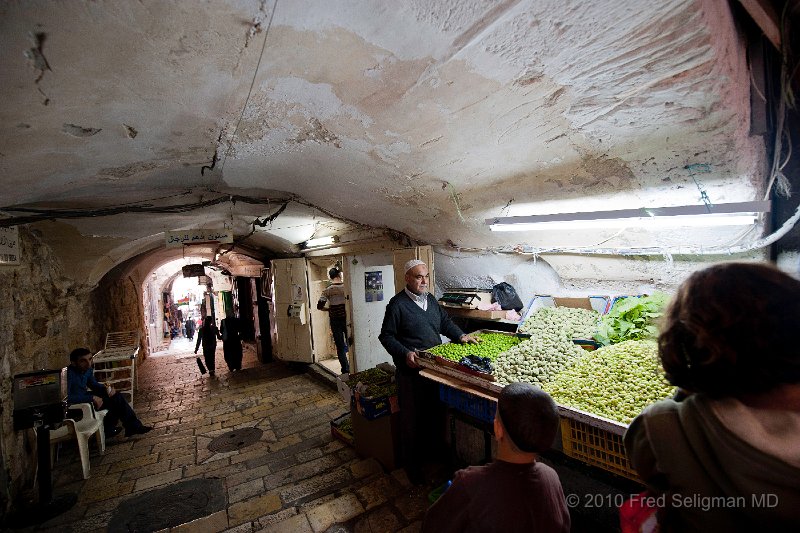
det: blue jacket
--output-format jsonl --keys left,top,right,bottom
{"left": 67, "top": 365, "right": 106, "bottom": 404}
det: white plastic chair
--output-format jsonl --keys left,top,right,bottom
{"left": 49, "top": 403, "right": 106, "bottom": 479}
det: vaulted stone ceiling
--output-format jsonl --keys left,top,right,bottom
{"left": 0, "top": 0, "right": 773, "bottom": 279}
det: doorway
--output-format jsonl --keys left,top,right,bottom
{"left": 307, "top": 256, "right": 349, "bottom": 375}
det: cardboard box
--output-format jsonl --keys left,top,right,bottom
{"left": 443, "top": 307, "right": 507, "bottom": 320}
{"left": 354, "top": 391, "right": 399, "bottom": 420}
{"left": 351, "top": 407, "right": 401, "bottom": 471}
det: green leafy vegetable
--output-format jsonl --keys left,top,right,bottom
{"left": 594, "top": 293, "right": 670, "bottom": 346}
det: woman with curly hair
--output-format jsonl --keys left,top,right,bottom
{"left": 624, "top": 262, "right": 800, "bottom": 532}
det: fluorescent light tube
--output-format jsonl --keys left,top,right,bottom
{"left": 302, "top": 235, "right": 338, "bottom": 248}
{"left": 486, "top": 201, "right": 770, "bottom": 232}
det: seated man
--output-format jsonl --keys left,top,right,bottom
{"left": 422, "top": 383, "right": 570, "bottom": 533}
{"left": 67, "top": 347, "right": 152, "bottom": 438}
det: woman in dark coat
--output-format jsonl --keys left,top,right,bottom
{"left": 194, "top": 317, "right": 221, "bottom": 376}
{"left": 185, "top": 318, "right": 196, "bottom": 340}
{"left": 221, "top": 312, "right": 243, "bottom": 372}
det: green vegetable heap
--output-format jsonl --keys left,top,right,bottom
{"left": 346, "top": 367, "right": 391, "bottom": 388}
{"left": 336, "top": 417, "right": 353, "bottom": 436}
{"left": 494, "top": 307, "right": 598, "bottom": 387}
{"left": 426, "top": 332, "right": 522, "bottom": 363}
{"left": 594, "top": 293, "right": 670, "bottom": 346}
{"left": 544, "top": 340, "right": 675, "bottom": 424}
{"left": 346, "top": 367, "right": 397, "bottom": 398}
{"left": 362, "top": 383, "right": 397, "bottom": 398}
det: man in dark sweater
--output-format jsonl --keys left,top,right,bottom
{"left": 422, "top": 383, "right": 570, "bottom": 533}
{"left": 67, "top": 347, "right": 152, "bottom": 438}
{"left": 379, "top": 259, "right": 479, "bottom": 483}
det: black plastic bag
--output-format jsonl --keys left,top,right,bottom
{"left": 491, "top": 282, "right": 523, "bottom": 311}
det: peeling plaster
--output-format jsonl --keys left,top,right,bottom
{"left": 294, "top": 117, "right": 340, "bottom": 147}
{"left": 24, "top": 30, "right": 50, "bottom": 105}
{"left": 123, "top": 124, "right": 138, "bottom": 139}
{"left": 62, "top": 123, "right": 102, "bottom": 137}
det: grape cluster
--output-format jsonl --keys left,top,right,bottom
{"left": 543, "top": 340, "right": 675, "bottom": 424}
{"left": 427, "top": 332, "right": 521, "bottom": 362}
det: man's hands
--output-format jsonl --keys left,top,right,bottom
{"left": 107, "top": 385, "right": 116, "bottom": 397}
{"left": 405, "top": 351, "right": 420, "bottom": 369}
{"left": 92, "top": 396, "right": 103, "bottom": 409}
{"left": 460, "top": 334, "right": 481, "bottom": 344}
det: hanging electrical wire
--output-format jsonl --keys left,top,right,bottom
{"left": 0, "top": 193, "right": 290, "bottom": 228}
{"left": 216, "top": 0, "right": 278, "bottom": 176}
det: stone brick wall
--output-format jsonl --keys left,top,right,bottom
{"left": 0, "top": 227, "right": 145, "bottom": 519}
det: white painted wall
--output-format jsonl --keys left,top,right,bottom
{"left": 433, "top": 249, "right": 563, "bottom": 312}
{"left": 347, "top": 252, "right": 396, "bottom": 372}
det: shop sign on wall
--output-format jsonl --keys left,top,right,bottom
{"left": 182, "top": 264, "right": 206, "bottom": 277}
{"left": 0, "top": 226, "right": 20, "bottom": 265}
{"left": 165, "top": 228, "right": 233, "bottom": 247}
{"left": 365, "top": 271, "right": 383, "bottom": 302}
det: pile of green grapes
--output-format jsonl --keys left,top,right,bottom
{"left": 493, "top": 337, "right": 585, "bottom": 387}
{"left": 518, "top": 306, "right": 600, "bottom": 338}
{"left": 494, "top": 307, "right": 600, "bottom": 387}
{"left": 543, "top": 340, "right": 675, "bottom": 424}
{"left": 427, "top": 332, "right": 522, "bottom": 362}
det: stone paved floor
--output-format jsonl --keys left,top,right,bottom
{"left": 24, "top": 338, "right": 432, "bottom": 532}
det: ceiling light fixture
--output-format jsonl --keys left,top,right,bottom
{"left": 486, "top": 201, "right": 771, "bottom": 232}
{"left": 301, "top": 235, "right": 339, "bottom": 249}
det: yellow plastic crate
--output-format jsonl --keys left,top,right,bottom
{"left": 560, "top": 418, "right": 639, "bottom": 481}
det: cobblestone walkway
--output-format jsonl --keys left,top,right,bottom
{"left": 28, "top": 339, "right": 430, "bottom": 532}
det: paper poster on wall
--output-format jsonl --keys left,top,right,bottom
{"left": 365, "top": 271, "right": 383, "bottom": 302}
{"left": 0, "top": 226, "right": 20, "bottom": 265}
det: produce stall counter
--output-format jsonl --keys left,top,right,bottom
{"left": 418, "top": 359, "right": 639, "bottom": 481}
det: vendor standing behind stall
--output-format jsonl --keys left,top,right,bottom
{"left": 379, "top": 259, "right": 479, "bottom": 484}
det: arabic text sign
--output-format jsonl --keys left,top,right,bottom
{"left": 166, "top": 229, "right": 233, "bottom": 248}
{"left": 0, "top": 226, "right": 20, "bottom": 265}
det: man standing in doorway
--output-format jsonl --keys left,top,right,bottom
{"left": 317, "top": 266, "right": 350, "bottom": 374}
{"left": 379, "top": 259, "right": 479, "bottom": 484}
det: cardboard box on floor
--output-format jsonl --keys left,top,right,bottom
{"left": 351, "top": 407, "right": 401, "bottom": 471}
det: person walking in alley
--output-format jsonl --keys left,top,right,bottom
{"left": 185, "top": 316, "right": 195, "bottom": 340}
{"left": 67, "top": 348, "right": 152, "bottom": 438}
{"left": 316, "top": 266, "right": 350, "bottom": 374}
{"left": 195, "top": 316, "right": 221, "bottom": 376}
{"left": 221, "top": 305, "right": 243, "bottom": 372}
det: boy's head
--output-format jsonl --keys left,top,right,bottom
{"left": 329, "top": 267, "right": 342, "bottom": 280}
{"left": 69, "top": 347, "right": 93, "bottom": 372}
{"left": 70, "top": 347, "right": 92, "bottom": 362}
{"left": 496, "top": 383, "right": 559, "bottom": 453}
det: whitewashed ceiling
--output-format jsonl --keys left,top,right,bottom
{"left": 0, "top": 0, "right": 769, "bottom": 280}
